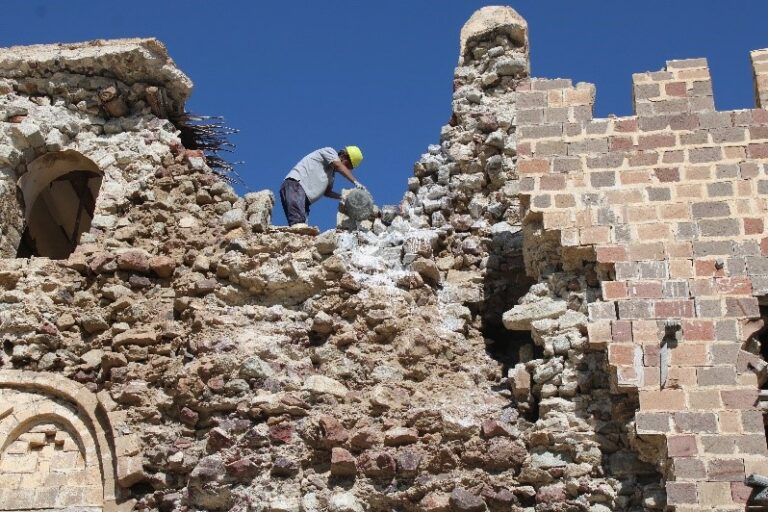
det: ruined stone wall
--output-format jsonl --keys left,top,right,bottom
{"left": 0, "top": 6, "right": 766, "bottom": 512}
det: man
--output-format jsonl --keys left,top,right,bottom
{"left": 280, "top": 146, "right": 365, "bottom": 226}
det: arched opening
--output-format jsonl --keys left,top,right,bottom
{"left": 16, "top": 151, "right": 102, "bottom": 259}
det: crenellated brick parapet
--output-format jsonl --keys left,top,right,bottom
{"left": 516, "top": 55, "right": 768, "bottom": 510}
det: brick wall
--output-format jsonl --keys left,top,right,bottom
{"left": 517, "top": 55, "right": 768, "bottom": 510}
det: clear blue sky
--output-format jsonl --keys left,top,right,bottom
{"left": 3, "top": 1, "right": 768, "bottom": 229}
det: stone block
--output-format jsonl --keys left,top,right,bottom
{"left": 706, "top": 458, "right": 744, "bottom": 481}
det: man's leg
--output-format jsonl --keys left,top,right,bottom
{"left": 280, "top": 179, "right": 308, "bottom": 225}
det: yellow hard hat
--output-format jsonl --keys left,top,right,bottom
{"left": 345, "top": 145, "right": 363, "bottom": 168}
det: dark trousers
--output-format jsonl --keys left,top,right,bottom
{"left": 280, "top": 178, "right": 310, "bottom": 225}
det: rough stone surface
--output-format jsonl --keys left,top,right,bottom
{"left": 0, "top": 8, "right": 766, "bottom": 512}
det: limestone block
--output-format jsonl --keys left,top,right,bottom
{"left": 244, "top": 190, "right": 274, "bottom": 232}
{"left": 302, "top": 375, "right": 348, "bottom": 398}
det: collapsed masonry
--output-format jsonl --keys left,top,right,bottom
{"left": 0, "top": 6, "right": 766, "bottom": 512}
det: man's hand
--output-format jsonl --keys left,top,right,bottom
{"left": 354, "top": 181, "right": 367, "bottom": 191}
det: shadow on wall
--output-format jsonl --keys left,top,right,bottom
{"left": 15, "top": 150, "right": 102, "bottom": 259}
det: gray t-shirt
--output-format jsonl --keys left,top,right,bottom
{"left": 284, "top": 147, "right": 339, "bottom": 203}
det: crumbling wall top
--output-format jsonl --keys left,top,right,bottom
{"left": 459, "top": 6, "right": 528, "bottom": 59}
{"left": 0, "top": 37, "right": 192, "bottom": 111}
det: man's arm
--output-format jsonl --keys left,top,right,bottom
{"left": 324, "top": 183, "right": 341, "bottom": 200}
{"left": 331, "top": 160, "right": 363, "bottom": 188}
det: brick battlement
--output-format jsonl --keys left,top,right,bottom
{"left": 517, "top": 55, "right": 768, "bottom": 510}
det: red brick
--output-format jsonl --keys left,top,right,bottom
{"left": 517, "top": 142, "right": 532, "bottom": 157}
{"left": 747, "top": 142, "right": 768, "bottom": 159}
{"left": 666, "top": 482, "right": 698, "bottom": 505}
{"left": 671, "top": 344, "right": 707, "bottom": 365}
{"left": 643, "top": 344, "right": 660, "bottom": 366}
{"left": 654, "top": 299, "right": 695, "bottom": 318}
{"left": 682, "top": 319, "right": 715, "bottom": 341}
{"left": 611, "top": 320, "right": 633, "bottom": 343}
{"left": 721, "top": 389, "right": 758, "bottom": 409}
{"left": 602, "top": 281, "right": 628, "bottom": 300}
{"left": 731, "top": 482, "right": 752, "bottom": 504}
{"left": 518, "top": 159, "right": 550, "bottom": 174}
{"left": 628, "top": 242, "right": 665, "bottom": 260}
{"left": 615, "top": 118, "right": 638, "bottom": 132}
{"left": 629, "top": 151, "right": 659, "bottom": 167}
{"left": 694, "top": 259, "right": 723, "bottom": 277}
{"left": 596, "top": 245, "right": 627, "bottom": 263}
{"left": 628, "top": 281, "right": 663, "bottom": 299}
{"left": 610, "top": 136, "right": 634, "bottom": 150}
{"left": 665, "top": 81, "right": 688, "bottom": 96}
{"left": 744, "top": 218, "right": 764, "bottom": 235}
{"left": 639, "top": 134, "right": 677, "bottom": 150}
{"left": 715, "top": 277, "right": 752, "bottom": 295}
{"left": 540, "top": 174, "right": 566, "bottom": 190}
{"left": 706, "top": 458, "right": 745, "bottom": 482}
{"left": 653, "top": 167, "right": 680, "bottom": 182}
{"left": 667, "top": 435, "right": 698, "bottom": 457}
{"left": 609, "top": 344, "right": 636, "bottom": 366}
{"left": 762, "top": 237, "right": 768, "bottom": 256}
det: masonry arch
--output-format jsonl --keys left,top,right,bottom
{"left": 0, "top": 370, "right": 137, "bottom": 512}
{"left": 16, "top": 150, "right": 103, "bottom": 259}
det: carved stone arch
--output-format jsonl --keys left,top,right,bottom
{"left": 15, "top": 150, "right": 103, "bottom": 259}
{"left": 0, "top": 370, "right": 140, "bottom": 511}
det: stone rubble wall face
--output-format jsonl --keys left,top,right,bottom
{"left": 1, "top": 11, "right": 767, "bottom": 512}
{"left": 518, "top": 56, "right": 768, "bottom": 509}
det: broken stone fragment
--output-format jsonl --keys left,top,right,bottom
{"left": 270, "top": 456, "right": 299, "bottom": 477}
{"left": 383, "top": 426, "right": 419, "bottom": 446}
{"left": 328, "top": 492, "right": 364, "bottom": 512}
{"left": 357, "top": 450, "right": 396, "bottom": 478}
{"left": 239, "top": 355, "right": 274, "bottom": 380}
{"left": 317, "top": 415, "right": 349, "bottom": 448}
{"left": 311, "top": 311, "right": 334, "bottom": 335}
{"left": 302, "top": 375, "right": 348, "bottom": 398}
{"left": 449, "top": 487, "right": 486, "bottom": 512}
{"left": 502, "top": 297, "right": 568, "bottom": 330}
{"left": 395, "top": 449, "right": 422, "bottom": 477}
{"left": 116, "top": 250, "right": 151, "bottom": 274}
{"left": 113, "top": 329, "right": 158, "bottom": 348}
{"left": 221, "top": 208, "right": 245, "bottom": 231}
{"left": 330, "top": 447, "right": 357, "bottom": 476}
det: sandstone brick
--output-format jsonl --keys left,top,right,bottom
{"left": 635, "top": 412, "right": 670, "bottom": 433}
{"left": 706, "top": 458, "right": 744, "bottom": 481}
{"left": 735, "top": 434, "right": 768, "bottom": 455}
{"left": 690, "top": 201, "right": 730, "bottom": 219}
{"left": 698, "top": 482, "right": 732, "bottom": 507}
{"left": 697, "top": 366, "right": 736, "bottom": 386}
{"left": 673, "top": 457, "right": 706, "bottom": 479}
{"left": 688, "top": 389, "right": 722, "bottom": 409}
{"left": 636, "top": 223, "right": 671, "bottom": 240}
{"left": 518, "top": 158, "right": 551, "bottom": 174}
{"left": 666, "top": 482, "right": 698, "bottom": 505}
{"left": 654, "top": 299, "right": 695, "bottom": 318}
{"left": 698, "top": 218, "right": 741, "bottom": 238}
{"left": 731, "top": 482, "right": 752, "bottom": 504}
{"left": 618, "top": 299, "right": 654, "bottom": 320}
{"left": 602, "top": 281, "right": 627, "bottom": 300}
{"left": 639, "top": 389, "right": 686, "bottom": 411}
{"left": 669, "top": 259, "right": 694, "bottom": 279}
{"left": 595, "top": 245, "right": 627, "bottom": 263}
{"left": 667, "top": 435, "right": 698, "bottom": 456}
{"left": 673, "top": 412, "right": 718, "bottom": 433}
{"left": 670, "top": 344, "right": 707, "bottom": 365}
{"left": 627, "top": 281, "right": 663, "bottom": 299}
{"left": 721, "top": 389, "right": 758, "bottom": 409}
{"left": 689, "top": 146, "right": 722, "bottom": 163}
{"left": 629, "top": 242, "right": 666, "bottom": 260}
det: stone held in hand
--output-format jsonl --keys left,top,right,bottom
{"left": 342, "top": 188, "right": 375, "bottom": 221}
